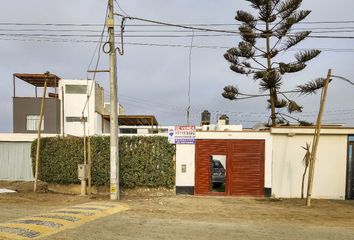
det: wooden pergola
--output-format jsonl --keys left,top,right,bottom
{"left": 13, "top": 73, "right": 61, "bottom": 97}
{"left": 103, "top": 115, "right": 159, "bottom": 132}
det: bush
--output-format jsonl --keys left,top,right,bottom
{"left": 31, "top": 136, "right": 175, "bottom": 189}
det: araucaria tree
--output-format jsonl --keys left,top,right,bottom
{"left": 223, "top": 0, "right": 325, "bottom": 126}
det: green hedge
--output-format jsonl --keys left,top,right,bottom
{"left": 31, "top": 136, "right": 175, "bottom": 189}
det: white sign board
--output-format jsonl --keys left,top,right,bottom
{"left": 168, "top": 127, "right": 176, "bottom": 144}
{"left": 168, "top": 126, "right": 196, "bottom": 144}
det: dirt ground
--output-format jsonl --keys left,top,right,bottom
{"left": 1, "top": 191, "right": 354, "bottom": 240}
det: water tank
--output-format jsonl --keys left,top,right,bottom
{"left": 219, "top": 114, "right": 229, "bottom": 125}
{"left": 201, "top": 110, "right": 211, "bottom": 126}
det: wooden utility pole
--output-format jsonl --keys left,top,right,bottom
{"left": 88, "top": 136, "right": 92, "bottom": 196}
{"left": 306, "top": 69, "right": 332, "bottom": 206}
{"left": 81, "top": 120, "right": 87, "bottom": 196}
{"left": 61, "top": 86, "right": 65, "bottom": 137}
{"left": 34, "top": 72, "right": 49, "bottom": 193}
{"left": 108, "top": 0, "right": 120, "bottom": 200}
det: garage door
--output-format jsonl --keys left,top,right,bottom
{"left": 195, "top": 139, "right": 264, "bottom": 196}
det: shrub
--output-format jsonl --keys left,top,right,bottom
{"left": 31, "top": 136, "right": 175, "bottom": 189}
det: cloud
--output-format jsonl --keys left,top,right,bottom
{"left": 0, "top": 0, "right": 354, "bottom": 132}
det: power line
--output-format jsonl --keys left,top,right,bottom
{"left": 1, "top": 36, "right": 354, "bottom": 53}
{"left": 81, "top": 5, "right": 109, "bottom": 115}
{"left": 3, "top": 26, "right": 354, "bottom": 33}
{"left": 1, "top": 20, "right": 354, "bottom": 26}
{"left": 116, "top": 92, "right": 354, "bottom": 116}
{"left": 114, "top": 0, "right": 130, "bottom": 17}
{"left": 1, "top": 32, "right": 354, "bottom": 40}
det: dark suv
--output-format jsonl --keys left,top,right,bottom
{"left": 212, "top": 159, "right": 225, "bottom": 187}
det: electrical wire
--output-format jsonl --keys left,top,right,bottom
{"left": 81, "top": 5, "right": 109, "bottom": 116}
{"left": 2, "top": 28, "right": 354, "bottom": 34}
{"left": 1, "top": 20, "right": 354, "bottom": 26}
{"left": 114, "top": 0, "right": 130, "bottom": 17}
{"left": 1, "top": 35, "right": 354, "bottom": 53}
{"left": 114, "top": 91, "right": 354, "bottom": 117}
{"left": 331, "top": 75, "right": 354, "bottom": 85}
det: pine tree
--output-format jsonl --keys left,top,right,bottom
{"left": 223, "top": 0, "right": 324, "bottom": 126}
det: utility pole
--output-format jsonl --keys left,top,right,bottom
{"left": 107, "top": 0, "right": 120, "bottom": 200}
{"left": 306, "top": 69, "right": 331, "bottom": 207}
{"left": 34, "top": 72, "right": 49, "bottom": 193}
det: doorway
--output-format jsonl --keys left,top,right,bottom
{"left": 195, "top": 139, "right": 265, "bottom": 196}
{"left": 210, "top": 155, "right": 226, "bottom": 193}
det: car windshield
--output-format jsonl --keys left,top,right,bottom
{"left": 213, "top": 160, "right": 222, "bottom": 168}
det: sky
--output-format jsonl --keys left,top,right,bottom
{"left": 0, "top": 0, "right": 354, "bottom": 132}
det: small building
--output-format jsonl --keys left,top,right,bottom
{"left": 12, "top": 73, "right": 125, "bottom": 137}
{"left": 13, "top": 73, "right": 61, "bottom": 134}
{"left": 175, "top": 122, "right": 354, "bottom": 200}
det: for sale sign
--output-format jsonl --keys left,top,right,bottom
{"left": 174, "top": 126, "right": 196, "bottom": 144}
{"left": 168, "top": 126, "right": 196, "bottom": 144}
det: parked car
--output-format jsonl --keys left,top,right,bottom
{"left": 212, "top": 159, "right": 225, "bottom": 187}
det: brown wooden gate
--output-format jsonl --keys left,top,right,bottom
{"left": 195, "top": 139, "right": 265, "bottom": 196}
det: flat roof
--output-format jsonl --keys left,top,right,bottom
{"left": 14, "top": 73, "right": 61, "bottom": 87}
{"left": 271, "top": 126, "right": 354, "bottom": 135}
{"left": 103, "top": 115, "right": 158, "bottom": 126}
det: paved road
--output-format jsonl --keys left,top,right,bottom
{"left": 48, "top": 214, "right": 354, "bottom": 240}
{"left": 0, "top": 202, "right": 128, "bottom": 240}
{"left": 1, "top": 194, "right": 354, "bottom": 240}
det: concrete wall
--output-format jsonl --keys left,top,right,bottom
{"left": 13, "top": 97, "right": 60, "bottom": 134}
{"left": 95, "top": 83, "right": 104, "bottom": 115}
{"left": 95, "top": 112, "right": 103, "bottom": 135}
{"left": 59, "top": 80, "right": 96, "bottom": 136}
{"left": 272, "top": 132, "right": 348, "bottom": 199}
{"left": 176, "top": 144, "right": 196, "bottom": 188}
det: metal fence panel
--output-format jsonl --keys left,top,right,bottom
{"left": 0, "top": 142, "right": 33, "bottom": 180}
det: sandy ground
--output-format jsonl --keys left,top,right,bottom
{"left": 1, "top": 192, "right": 354, "bottom": 240}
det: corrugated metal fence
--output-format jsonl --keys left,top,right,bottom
{"left": 0, "top": 142, "right": 33, "bottom": 180}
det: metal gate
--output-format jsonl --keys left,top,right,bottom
{"left": 0, "top": 142, "right": 33, "bottom": 180}
{"left": 195, "top": 139, "right": 265, "bottom": 196}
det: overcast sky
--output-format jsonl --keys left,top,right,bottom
{"left": 1, "top": 0, "right": 354, "bottom": 132}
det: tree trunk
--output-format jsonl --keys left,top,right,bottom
{"left": 265, "top": 20, "right": 276, "bottom": 126}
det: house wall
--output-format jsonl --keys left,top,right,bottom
{"left": 59, "top": 80, "right": 96, "bottom": 136}
{"left": 176, "top": 144, "right": 195, "bottom": 194}
{"left": 95, "top": 83, "right": 104, "bottom": 115}
{"left": 102, "top": 118, "right": 110, "bottom": 134}
{"left": 95, "top": 112, "right": 103, "bottom": 135}
{"left": 175, "top": 131, "right": 272, "bottom": 194}
{"left": 13, "top": 97, "right": 60, "bottom": 134}
{"left": 272, "top": 133, "right": 348, "bottom": 199}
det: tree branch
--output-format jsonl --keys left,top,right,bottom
{"left": 251, "top": 57, "right": 267, "bottom": 69}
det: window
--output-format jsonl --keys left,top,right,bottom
{"left": 66, "top": 117, "right": 87, "bottom": 122}
{"left": 120, "top": 128, "right": 138, "bottom": 134}
{"left": 65, "top": 85, "right": 87, "bottom": 94}
{"left": 26, "top": 115, "right": 44, "bottom": 131}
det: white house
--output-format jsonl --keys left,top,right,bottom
{"left": 175, "top": 124, "right": 354, "bottom": 200}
